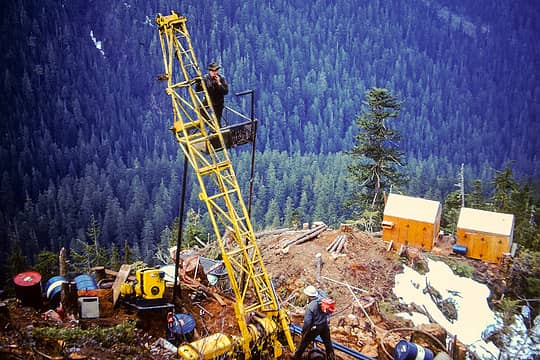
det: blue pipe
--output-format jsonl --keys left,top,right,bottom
{"left": 290, "top": 324, "right": 376, "bottom": 360}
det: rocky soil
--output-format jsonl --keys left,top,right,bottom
{"left": 0, "top": 228, "right": 510, "bottom": 359}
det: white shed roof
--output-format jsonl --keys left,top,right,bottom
{"left": 383, "top": 193, "right": 441, "bottom": 223}
{"left": 457, "top": 207, "right": 514, "bottom": 236}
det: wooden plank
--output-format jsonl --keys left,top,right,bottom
{"left": 105, "top": 268, "right": 136, "bottom": 281}
{"left": 112, "top": 264, "right": 131, "bottom": 306}
{"left": 183, "top": 276, "right": 228, "bottom": 306}
{"left": 281, "top": 223, "right": 327, "bottom": 248}
{"left": 212, "top": 292, "right": 226, "bottom": 306}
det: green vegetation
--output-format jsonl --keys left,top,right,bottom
{"left": 507, "top": 249, "right": 540, "bottom": 304}
{"left": 442, "top": 164, "right": 540, "bottom": 252}
{"left": 496, "top": 298, "right": 521, "bottom": 327}
{"left": 69, "top": 215, "right": 111, "bottom": 274}
{"left": 33, "top": 321, "right": 137, "bottom": 348}
{"left": 0, "top": 0, "right": 539, "bottom": 290}
{"left": 450, "top": 262, "right": 475, "bottom": 278}
{"left": 378, "top": 300, "right": 408, "bottom": 323}
{"left": 34, "top": 251, "right": 59, "bottom": 283}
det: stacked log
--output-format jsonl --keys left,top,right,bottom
{"left": 327, "top": 235, "right": 348, "bottom": 254}
{"left": 280, "top": 223, "right": 328, "bottom": 249}
{"left": 255, "top": 228, "right": 290, "bottom": 238}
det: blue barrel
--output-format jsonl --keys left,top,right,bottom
{"left": 45, "top": 275, "right": 67, "bottom": 300}
{"left": 452, "top": 245, "right": 467, "bottom": 255}
{"left": 168, "top": 313, "right": 196, "bottom": 345}
{"left": 74, "top": 274, "right": 98, "bottom": 291}
{"left": 394, "top": 340, "right": 434, "bottom": 360}
{"left": 170, "top": 313, "right": 196, "bottom": 335}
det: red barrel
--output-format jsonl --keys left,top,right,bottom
{"left": 13, "top": 271, "right": 42, "bottom": 308}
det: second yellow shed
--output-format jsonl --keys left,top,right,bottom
{"left": 456, "top": 207, "right": 514, "bottom": 263}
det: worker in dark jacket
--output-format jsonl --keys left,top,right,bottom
{"left": 293, "top": 285, "right": 335, "bottom": 360}
{"left": 195, "top": 62, "right": 229, "bottom": 127}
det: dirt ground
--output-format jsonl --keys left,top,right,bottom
{"left": 0, "top": 228, "right": 509, "bottom": 359}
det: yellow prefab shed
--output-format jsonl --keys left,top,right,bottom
{"left": 382, "top": 193, "right": 442, "bottom": 251}
{"left": 456, "top": 208, "right": 514, "bottom": 263}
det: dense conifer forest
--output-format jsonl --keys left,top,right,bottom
{"left": 1, "top": 0, "right": 539, "bottom": 283}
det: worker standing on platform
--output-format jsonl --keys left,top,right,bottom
{"left": 294, "top": 285, "right": 335, "bottom": 360}
{"left": 196, "top": 62, "right": 229, "bottom": 127}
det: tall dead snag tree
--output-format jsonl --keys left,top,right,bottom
{"left": 347, "top": 87, "right": 407, "bottom": 230}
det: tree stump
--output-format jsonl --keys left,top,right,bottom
{"left": 354, "top": 296, "right": 378, "bottom": 316}
{"left": 91, "top": 266, "right": 106, "bottom": 282}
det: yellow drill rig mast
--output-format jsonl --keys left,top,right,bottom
{"left": 155, "top": 12, "right": 295, "bottom": 359}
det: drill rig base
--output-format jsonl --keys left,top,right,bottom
{"left": 123, "top": 298, "right": 174, "bottom": 311}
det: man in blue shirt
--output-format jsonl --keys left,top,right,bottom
{"left": 293, "top": 285, "right": 335, "bottom": 360}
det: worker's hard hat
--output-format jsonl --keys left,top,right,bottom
{"left": 208, "top": 62, "right": 220, "bottom": 71}
{"left": 303, "top": 285, "right": 318, "bottom": 297}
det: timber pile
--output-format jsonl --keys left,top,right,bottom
{"left": 326, "top": 234, "right": 348, "bottom": 255}
{"left": 278, "top": 222, "right": 328, "bottom": 250}
{"left": 255, "top": 228, "right": 290, "bottom": 238}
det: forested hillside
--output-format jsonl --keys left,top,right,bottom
{"left": 1, "top": 0, "right": 539, "bottom": 282}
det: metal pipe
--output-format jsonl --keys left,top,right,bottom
{"left": 235, "top": 89, "right": 256, "bottom": 217}
{"left": 173, "top": 156, "right": 189, "bottom": 303}
{"left": 289, "top": 324, "right": 376, "bottom": 360}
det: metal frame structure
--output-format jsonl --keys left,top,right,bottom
{"left": 155, "top": 11, "right": 295, "bottom": 359}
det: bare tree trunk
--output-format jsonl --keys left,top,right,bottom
{"left": 59, "top": 247, "right": 66, "bottom": 277}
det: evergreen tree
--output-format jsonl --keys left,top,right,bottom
{"left": 290, "top": 208, "right": 301, "bottom": 230}
{"left": 283, "top": 196, "right": 294, "bottom": 228}
{"left": 347, "top": 87, "right": 407, "bottom": 227}
{"left": 466, "top": 179, "right": 486, "bottom": 209}
{"left": 491, "top": 164, "right": 517, "bottom": 213}
{"left": 441, "top": 191, "right": 462, "bottom": 235}
{"left": 86, "top": 214, "right": 102, "bottom": 263}
{"left": 264, "top": 198, "right": 281, "bottom": 228}
{"left": 175, "top": 209, "right": 207, "bottom": 250}
{"left": 123, "top": 239, "right": 134, "bottom": 265}
{"left": 298, "top": 190, "right": 310, "bottom": 226}
{"left": 69, "top": 217, "right": 109, "bottom": 272}
{"left": 34, "top": 250, "right": 59, "bottom": 283}
{"left": 510, "top": 183, "right": 540, "bottom": 251}
{"left": 5, "top": 239, "right": 27, "bottom": 281}
{"left": 110, "top": 245, "right": 121, "bottom": 272}
{"left": 69, "top": 239, "right": 93, "bottom": 274}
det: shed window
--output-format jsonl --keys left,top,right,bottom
{"left": 382, "top": 220, "right": 394, "bottom": 229}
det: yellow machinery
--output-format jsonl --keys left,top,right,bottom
{"left": 120, "top": 268, "right": 166, "bottom": 301}
{"left": 155, "top": 11, "right": 296, "bottom": 359}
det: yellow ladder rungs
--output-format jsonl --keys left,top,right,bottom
{"left": 206, "top": 189, "right": 237, "bottom": 202}
{"left": 227, "top": 244, "right": 256, "bottom": 257}
{"left": 199, "top": 161, "right": 231, "bottom": 176}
